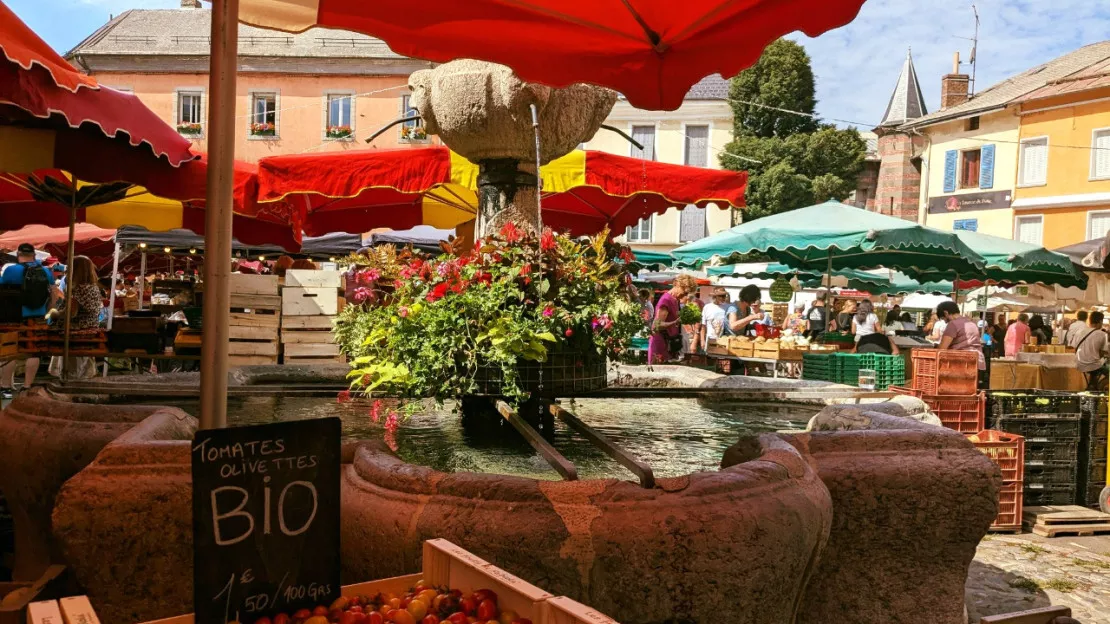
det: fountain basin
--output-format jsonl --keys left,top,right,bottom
{"left": 0, "top": 391, "right": 190, "bottom": 580}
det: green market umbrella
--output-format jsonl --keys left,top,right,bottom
{"left": 708, "top": 262, "right": 892, "bottom": 291}
{"left": 862, "top": 269, "right": 954, "bottom": 296}
{"left": 946, "top": 230, "right": 1088, "bottom": 289}
{"left": 672, "top": 200, "right": 986, "bottom": 280}
{"left": 628, "top": 248, "right": 675, "bottom": 271}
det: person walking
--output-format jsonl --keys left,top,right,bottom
{"left": 1075, "top": 311, "right": 1109, "bottom": 390}
{"left": 1004, "top": 314, "right": 1031, "bottom": 357}
{"left": 0, "top": 243, "right": 57, "bottom": 397}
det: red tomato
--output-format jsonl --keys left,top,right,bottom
{"left": 313, "top": 606, "right": 330, "bottom": 616}
{"left": 339, "top": 613, "right": 360, "bottom": 624}
{"left": 476, "top": 600, "right": 497, "bottom": 621}
{"left": 421, "top": 616, "right": 440, "bottom": 624}
{"left": 254, "top": 618, "right": 272, "bottom": 624}
{"left": 349, "top": 606, "right": 364, "bottom": 614}
{"left": 511, "top": 620, "right": 533, "bottom": 624}
{"left": 293, "top": 609, "right": 312, "bottom": 620}
{"left": 459, "top": 599, "right": 477, "bottom": 616}
{"left": 472, "top": 590, "right": 498, "bottom": 606}
{"left": 272, "top": 614, "right": 291, "bottom": 624}
{"left": 351, "top": 614, "right": 369, "bottom": 624}
{"left": 446, "top": 613, "right": 468, "bottom": 624}
{"left": 367, "top": 612, "right": 385, "bottom": 624}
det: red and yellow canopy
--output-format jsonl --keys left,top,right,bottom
{"left": 258, "top": 146, "right": 746, "bottom": 237}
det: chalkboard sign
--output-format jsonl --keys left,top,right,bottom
{"left": 192, "top": 418, "right": 341, "bottom": 624}
{"left": 769, "top": 278, "right": 794, "bottom": 303}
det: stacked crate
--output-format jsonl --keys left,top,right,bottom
{"left": 1079, "top": 393, "right": 1108, "bottom": 509}
{"left": 990, "top": 391, "right": 1083, "bottom": 507}
{"left": 911, "top": 350, "right": 984, "bottom": 434}
{"left": 968, "top": 430, "right": 1025, "bottom": 532}
{"left": 803, "top": 353, "right": 905, "bottom": 389}
{"left": 280, "top": 269, "right": 345, "bottom": 365}
{"left": 228, "top": 274, "right": 281, "bottom": 366}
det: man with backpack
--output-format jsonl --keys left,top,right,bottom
{"left": 0, "top": 243, "right": 57, "bottom": 398}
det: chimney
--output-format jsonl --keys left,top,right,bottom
{"left": 180, "top": 0, "right": 201, "bottom": 8}
{"left": 940, "top": 52, "right": 970, "bottom": 110}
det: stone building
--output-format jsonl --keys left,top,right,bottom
{"left": 66, "top": 0, "right": 436, "bottom": 162}
{"left": 870, "top": 50, "right": 929, "bottom": 221}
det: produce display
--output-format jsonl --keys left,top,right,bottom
{"left": 237, "top": 584, "right": 532, "bottom": 624}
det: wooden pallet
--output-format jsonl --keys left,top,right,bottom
{"left": 1024, "top": 505, "right": 1110, "bottom": 537}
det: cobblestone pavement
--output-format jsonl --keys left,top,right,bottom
{"left": 967, "top": 532, "right": 1110, "bottom": 622}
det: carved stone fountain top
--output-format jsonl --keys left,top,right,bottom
{"left": 409, "top": 59, "right": 617, "bottom": 165}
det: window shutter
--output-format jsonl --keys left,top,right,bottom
{"left": 631, "top": 126, "right": 656, "bottom": 161}
{"left": 679, "top": 206, "right": 707, "bottom": 242}
{"left": 1090, "top": 212, "right": 1110, "bottom": 240}
{"left": 1021, "top": 139, "right": 1048, "bottom": 185}
{"left": 943, "top": 150, "right": 958, "bottom": 193}
{"left": 979, "top": 144, "right": 995, "bottom": 189}
{"left": 1094, "top": 131, "right": 1110, "bottom": 178}
{"left": 684, "top": 126, "right": 709, "bottom": 167}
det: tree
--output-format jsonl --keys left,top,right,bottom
{"left": 722, "top": 39, "right": 866, "bottom": 218}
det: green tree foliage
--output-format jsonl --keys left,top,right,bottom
{"left": 721, "top": 39, "right": 867, "bottom": 218}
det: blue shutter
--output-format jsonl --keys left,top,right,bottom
{"left": 943, "top": 150, "right": 958, "bottom": 193}
{"left": 979, "top": 144, "right": 995, "bottom": 189}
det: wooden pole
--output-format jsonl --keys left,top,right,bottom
{"left": 61, "top": 205, "right": 76, "bottom": 381}
{"left": 199, "top": 0, "right": 239, "bottom": 430}
{"left": 106, "top": 242, "right": 120, "bottom": 331}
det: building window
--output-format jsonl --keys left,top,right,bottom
{"left": 1015, "top": 215, "right": 1044, "bottom": 246}
{"left": 1089, "top": 211, "right": 1110, "bottom": 240}
{"left": 1091, "top": 129, "right": 1110, "bottom": 180}
{"left": 684, "top": 125, "right": 709, "bottom": 167}
{"left": 626, "top": 217, "right": 652, "bottom": 242}
{"left": 1018, "top": 137, "right": 1049, "bottom": 186}
{"left": 176, "top": 91, "right": 203, "bottom": 136}
{"left": 959, "top": 149, "right": 981, "bottom": 189}
{"left": 249, "top": 92, "right": 277, "bottom": 137}
{"left": 631, "top": 125, "right": 656, "bottom": 161}
{"left": 400, "top": 94, "right": 426, "bottom": 141}
{"left": 966, "top": 116, "right": 980, "bottom": 131}
{"left": 325, "top": 93, "right": 353, "bottom": 140}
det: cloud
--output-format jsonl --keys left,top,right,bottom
{"left": 793, "top": 0, "right": 1110, "bottom": 128}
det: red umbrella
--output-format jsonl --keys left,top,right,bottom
{"left": 239, "top": 0, "right": 869, "bottom": 110}
{"left": 0, "top": 223, "right": 118, "bottom": 269}
{"left": 257, "top": 146, "right": 746, "bottom": 237}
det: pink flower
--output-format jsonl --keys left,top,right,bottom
{"left": 353, "top": 287, "right": 372, "bottom": 303}
{"left": 384, "top": 411, "right": 400, "bottom": 435}
{"left": 336, "top": 390, "right": 351, "bottom": 404}
{"left": 542, "top": 305, "right": 554, "bottom": 318}
{"left": 370, "top": 399, "right": 383, "bottom": 423}
{"left": 565, "top": 328, "right": 574, "bottom": 337}
{"left": 356, "top": 268, "right": 381, "bottom": 284}
{"left": 398, "top": 306, "right": 410, "bottom": 318}
{"left": 384, "top": 430, "right": 398, "bottom": 452}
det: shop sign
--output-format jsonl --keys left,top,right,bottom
{"left": 976, "top": 294, "right": 988, "bottom": 308}
{"left": 769, "top": 277, "right": 794, "bottom": 303}
{"left": 192, "top": 418, "right": 341, "bottom": 624}
{"left": 928, "top": 190, "right": 1012, "bottom": 214}
{"left": 1017, "top": 286, "right": 1029, "bottom": 296}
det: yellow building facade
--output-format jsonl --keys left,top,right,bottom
{"left": 1012, "top": 85, "right": 1110, "bottom": 250}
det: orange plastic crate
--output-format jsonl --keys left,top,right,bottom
{"left": 922, "top": 391, "right": 985, "bottom": 434}
{"left": 967, "top": 430, "right": 1025, "bottom": 483}
{"left": 887, "top": 385, "right": 920, "bottom": 397}
{"left": 911, "top": 350, "right": 979, "bottom": 396}
{"left": 991, "top": 481, "right": 1023, "bottom": 531}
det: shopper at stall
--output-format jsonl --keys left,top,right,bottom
{"left": 638, "top": 288, "right": 655, "bottom": 328}
{"left": 0, "top": 243, "right": 56, "bottom": 397}
{"left": 851, "top": 299, "right": 880, "bottom": 343}
{"left": 831, "top": 300, "right": 856, "bottom": 332}
{"left": 1076, "top": 311, "right": 1109, "bottom": 390}
{"left": 900, "top": 312, "right": 917, "bottom": 331}
{"left": 1066, "top": 310, "right": 1090, "bottom": 347}
{"left": 1028, "top": 315, "right": 1051, "bottom": 346}
{"left": 726, "top": 284, "right": 764, "bottom": 337}
{"left": 937, "top": 300, "right": 985, "bottom": 373}
{"left": 1004, "top": 314, "right": 1031, "bottom": 357}
{"left": 47, "top": 256, "right": 102, "bottom": 379}
{"left": 700, "top": 287, "right": 729, "bottom": 349}
{"left": 884, "top": 305, "right": 903, "bottom": 330}
{"left": 856, "top": 331, "right": 899, "bottom": 355}
{"left": 785, "top": 304, "right": 807, "bottom": 334}
{"left": 805, "top": 293, "right": 828, "bottom": 340}
{"left": 648, "top": 275, "right": 696, "bottom": 364}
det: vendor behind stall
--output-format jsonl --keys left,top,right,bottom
{"left": 937, "top": 300, "right": 985, "bottom": 375}
{"left": 726, "top": 284, "right": 764, "bottom": 337}
{"left": 1074, "top": 311, "right": 1109, "bottom": 390}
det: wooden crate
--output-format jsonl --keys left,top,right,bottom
{"left": 229, "top": 273, "right": 279, "bottom": 296}
{"left": 282, "top": 287, "right": 340, "bottom": 316}
{"left": 543, "top": 596, "right": 620, "bottom": 624}
{"left": 285, "top": 269, "right": 343, "bottom": 289}
{"left": 139, "top": 539, "right": 567, "bottom": 624}
{"left": 229, "top": 292, "right": 281, "bottom": 366}
{"left": 980, "top": 606, "right": 1071, "bottom": 624}
{"left": 706, "top": 338, "right": 729, "bottom": 356}
{"left": 0, "top": 331, "right": 18, "bottom": 357}
{"left": 753, "top": 341, "right": 779, "bottom": 359}
{"left": 727, "top": 337, "right": 754, "bottom": 358}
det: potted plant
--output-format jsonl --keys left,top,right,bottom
{"left": 250, "top": 122, "right": 276, "bottom": 137}
{"left": 400, "top": 125, "right": 428, "bottom": 141}
{"left": 176, "top": 122, "right": 203, "bottom": 136}
{"left": 335, "top": 225, "right": 642, "bottom": 415}
{"left": 326, "top": 125, "right": 353, "bottom": 139}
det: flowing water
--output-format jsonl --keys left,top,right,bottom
{"left": 162, "top": 396, "right": 813, "bottom": 481}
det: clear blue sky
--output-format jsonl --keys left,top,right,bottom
{"left": 9, "top": 0, "right": 1109, "bottom": 128}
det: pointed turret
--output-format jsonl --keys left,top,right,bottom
{"left": 880, "top": 49, "right": 928, "bottom": 127}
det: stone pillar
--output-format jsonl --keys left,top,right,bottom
{"left": 874, "top": 129, "right": 926, "bottom": 222}
{"left": 408, "top": 60, "right": 616, "bottom": 238}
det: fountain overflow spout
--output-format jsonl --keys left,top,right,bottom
{"left": 363, "top": 114, "right": 423, "bottom": 144}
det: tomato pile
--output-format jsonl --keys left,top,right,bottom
{"left": 244, "top": 584, "right": 533, "bottom": 624}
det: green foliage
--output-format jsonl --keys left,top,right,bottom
{"left": 722, "top": 39, "right": 867, "bottom": 217}
{"left": 336, "top": 225, "right": 642, "bottom": 410}
{"left": 679, "top": 303, "right": 702, "bottom": 325}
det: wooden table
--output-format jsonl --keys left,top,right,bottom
{"left": 989, "top": 359, "right": 1087, "bottom": 391}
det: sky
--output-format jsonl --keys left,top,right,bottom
{"left": 8, "top": 0, "right": 1110, "bottom": 130}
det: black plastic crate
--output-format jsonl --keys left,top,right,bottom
{"left": 1079, "top": 392, "right": 1108, "bottom": 420}
{"left": 1023, "top": 461, "right": 1078, "bottom": 486}
{"left": 1024, "top": 439, "right": 1079, "bottom": 463}
{"left": 1023, "top": 483, "right": 1077, "bottom": 507}
{"left": 1086, "top": 482, "right": 1107, "bottom": 509}
{"left": 989, "top": 390, "right": 1082, "bottom": 418}
{"left": 996, "top": 416, "right": 1082, "bottom": 440}
{"left": 1088, "top": 460, "right": 1108, "bottom": 486}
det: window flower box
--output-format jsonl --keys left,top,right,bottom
{"left": 176, "top": 123, "right": 203, "bottom": 136}
{"left": 249, "top": 122, "right": 276, "bottom": 137}
{"left": 400, "top": 125, "right": 428, "bottom": 141}
{"left": 326, "top": 125, "right": 353, "bottom": 139}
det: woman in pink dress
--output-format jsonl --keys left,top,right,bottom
{"left": 1004, "top": 314, "right": 1031, "bottom": 357}
{"left": 648, "top": 275, "right": 697, "bottom": 364}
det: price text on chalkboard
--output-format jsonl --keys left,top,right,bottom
{"left": 192, "top": 418, "right": 341, "bottom": 624}
{"left": 769, "top": 278, "right": 795, "bottom": 303}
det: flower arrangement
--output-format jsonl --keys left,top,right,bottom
{"left": 176, "top": 122, "right": 203, "bottom": 135}
{"left": 326, "top": 125, "right": 353, "bottom": 139}
{"left": 400, "top": 125, "right": 428, "bottom": 140}
{"left": 335, "top": 224, "right": 643, "bottom": 409}
{"left": 250, "top": 122, "right": 276, "bottom": 136}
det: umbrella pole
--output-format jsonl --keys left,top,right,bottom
{"left": 199, "top": 0, "right": 240, "bottom": 430}
{"left": 138, "top": 251, "right": 146, "bottom": 310}
{"left": 106, "top": 242, "right": 120, "bottom": 331}
{"left": 825, "top": 249, "right": 833, "bottom": 301}
{"left": 62, "top": 205, "right": 76, "bottom": 382}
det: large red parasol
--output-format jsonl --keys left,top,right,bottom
{"left": 239, "top": 0, "right": 869, "bottom": 110}
{"left": 256, "top": 146, "right": 746, "bottom": 237}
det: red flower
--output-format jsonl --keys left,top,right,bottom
{"left": 474, "top": 270, "right": 492, "bottom": 285}
{"left": 427, "top": 282, "right": 450, "bottom": 302}
{"left": 336, "top": 390, "right": 351, "bottom": 404}
{"left": 540, "top": 229, "right": 556, "bottom": 251}
{"left": 499, "top": 222, "right": 523, "bottom": 243}
{"left": 519, "top": 263, "right": 532, "bottom": 276}
{"left": 619, "top": 247, "right": 635, "bottom": 263}
{"left": 565, "top": 328, "right": 574, "bottom": 337}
